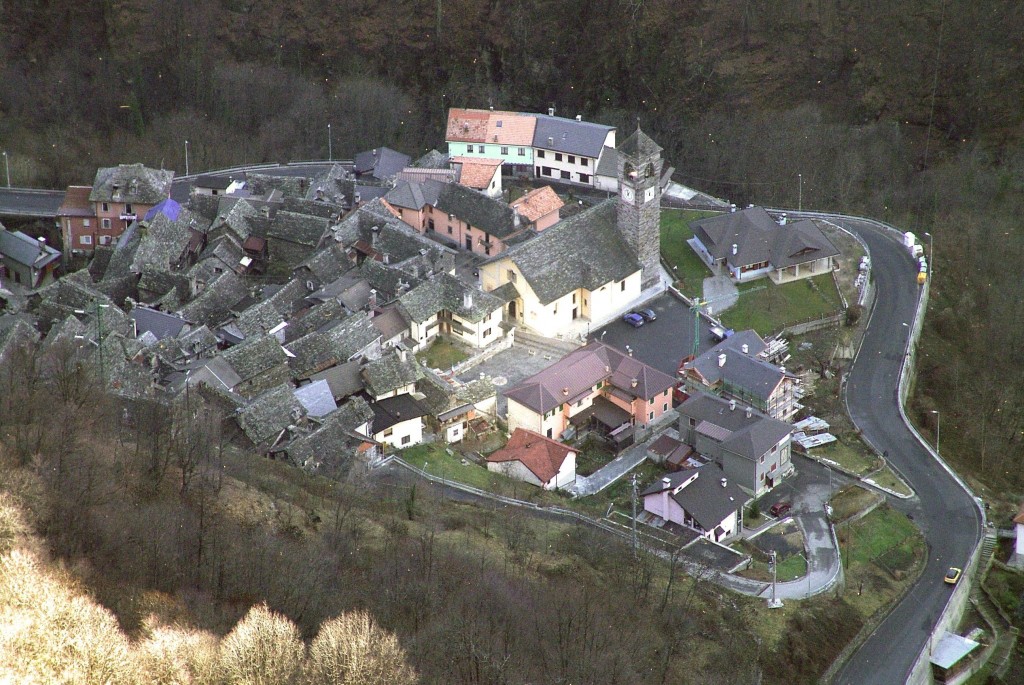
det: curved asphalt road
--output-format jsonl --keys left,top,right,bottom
{"left": 818, "top": 216, "right": 983, "bottom": 684}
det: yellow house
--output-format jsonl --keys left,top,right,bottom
{"left": 479, "top": 199, "right": 644, "bottom": 337}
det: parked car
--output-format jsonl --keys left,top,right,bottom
{"left": 638, "top": 308, "right": 657, "bottom": 322}
{"left": 769, "top": 501, "right": 792, "bottom": 517}
{"left": 944, "top": 567, "right": 962, "bottom": 585}
{"left": 622, "top": 312, "right": 645, "bottom": 328}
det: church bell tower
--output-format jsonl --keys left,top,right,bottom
{"left": 616, "top": 127, "right": 663, "bottom": 289}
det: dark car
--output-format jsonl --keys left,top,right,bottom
{"left": 622, "top": 312, "right": 645, "bottom": 328}
{"left": 769, "top": 501, "right": 792, "bottom": 517}
{"left": 638, "top": 308, "right": 657, "bottom": 322}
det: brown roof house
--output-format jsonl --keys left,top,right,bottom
{"left": 689, "top": 206, "right": 840, "bottom": 284}
{"left": 504, "top": 340, "right": 675, "bottom": 446}
{"left": 57, "top": 185, "right": 98, "bottom": 254}
{"left": 510, "top": 186, "right": 564, "bottom": 232}
{"left": 486, "top": 428, "right": 576, "bottom": 490}
{"left": 450, "top": 156, "right": 503, "bottom": 198}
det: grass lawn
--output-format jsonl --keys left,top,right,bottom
{"left": 720, "top": 274, "right": 843, "bottom": 336}
{"left": 864, "top": 465, "right": 914, "bottom": 497}
{"left": 660, "top": 209, "right": 719, "bottom": 298}
{"left": 417, "top": 339, "right": 470, "bottom": 370}
{"left": 840, "top": 504, "right": 921, "bottom": 572}
{"left": 776, "top": 552, "right": 808, "bottom": 581}
{"left": 810, "top": 436, "right": 881, "bottom": 476}
{"left": 829, "top": 484, "right": 881, "bottom": 523}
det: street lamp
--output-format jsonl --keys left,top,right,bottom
{"left": 931, "top": 410, "right": 940, "bottom": 458}
{"left": 824, "top": 464, "right": 833, "bottom": 494}
{"left": 798, "top": 552, "right": 811, "bottom": 599}
{"left": 2, "top": 151, "right": 9, "bottom": 188}
{"left": 798, "top": 173, "right": 803, "bottom": 212}
{"left": 327, "top": 123, "right": 332, "bottom": 162}
{"left": 924, "top": 231, "right": 933, "bottom": 278}
{"left": 184, "top": 140, "right": 190, "bottom": 176}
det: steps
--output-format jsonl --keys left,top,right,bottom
{"left": 979, "top": 531, "right": 998, "bottom": 572}
{"left": 514, "top": 329, "right": 581, "bottom": 359}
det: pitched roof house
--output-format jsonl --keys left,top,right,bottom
{"left": 354, "top": 147, "right": 411, "bottom": 182}
{"left": 509, "top": 186, "right": 564, "bottom": 231}
{"left": 486, "top": 428, "right": 576, "bottom": 490}
{"left": 677, "top": 392, "right": 794, "bottom": 496}
{"left": 449, "top": 156, "right": 503, "bottom": 198}
{"left": 680, "top": 330, "right": 801, "bottom": 421}
{"left": 0, "top": 229, "right": 61, "bottom": 288}
{"left": 690, "top": 207, "right": 840, "bottom": 284}
{"left": 58, "top": 185, "right": 99, "bottom": 254}
{"left": 641, "top": 463, "right": 748, "bottom": 542}
{"left": 370, "top": 393, "right": 428, "bottom": 449}
{"left": 89, "top": 163, "right": 174, "bottom": 242}
{"left": 505, "top": 340, "right": 675, "bottom": 444}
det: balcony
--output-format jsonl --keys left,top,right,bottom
{"left": 119, "top": 213, "right": 137, "bottom": 222}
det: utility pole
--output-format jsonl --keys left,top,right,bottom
{"left": 327, "top": 123, "right": 332, "bottom": 162}
{"left": 768, "top": 550, "right": 783, "bottom": 607}
{"left": 631, "top": 473, "right": 638, "bottom": 557}
{"left": 798, "top": 173, "right": 803, "bottom": 211}
{"left": 184, "top": 140, "right": 190, "bottom": 176}
{"left": 2, "top": 151, "right": 9, "bottom": 187}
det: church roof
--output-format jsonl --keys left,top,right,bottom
{"left": 618, "top": 127, "right": 663, "bottom": 159}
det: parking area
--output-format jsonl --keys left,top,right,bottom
{"left": 589, "top": 292, "right": 720, "bottom": 377}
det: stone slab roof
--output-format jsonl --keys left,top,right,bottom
{"left": 130, "top": 307, "right": 189, "bottom": 341}
{"left": 489, "top": 199, "right": 638, "bottom": 305}
{"left": 411, "top": 149, "right": 451, "bottom": 169}
{"left": 177, "top": 271, "right": 250, "bottom": 327}
{"left": 285, "top": 311, "right": 380, "bottom": 378}
{"left": 505, "top": 340, "right": 675, "bottom": 415}
{"left": 221, "top": 333, "right": 289, "bottom": 384}
{"left": 362, "top": 350, "right": 423, "bottom": 398}
{"left": 354, "top": 147, "right": 411, "bottom": 180}
{"left": 266, "top": 210, "right": 329, "bottom": 248}
{"left": 398, "top": 273, "right": 504, "bottom": 324}
{"left": 90, "top": 164, "right": 174, "bottom": 205}
{"left": 237, "top": 383, "right": 305, "bottom": 447}
{"left": 486, "top": 428, "right": 574, "bottom": 483}
{"left": 306, "top": 359, "right": 364, "bottom": 399}
{"left": 618, "top": 127, "right": 662, "bottom": 159}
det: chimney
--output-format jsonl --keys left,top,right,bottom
{"left": 730, "top": 204, "right": 737, "bottom": 213}
{"left": 368, "top": 289, "right": 378, "bottom": 309}
{"left": 576, "top": 114, "right": 582, "bottom": 121}
{"left": 463, "top": 290, "right": 473, "bottom": 309}
{"left": 548, "top": 107, "right": 555, "bottom": 117}
{"left": 721, "top": 477, "right": 727, "bottom": 488}
{"left": 729, "top": 399, "right": 736, "bottom": 411}
{"left": 779, "top": 213, "right": 788, "bottom": 226}
{"left": 631, "top": 378, "right": 638, "bottom": 388}
{"left": 399, "top": 348, "right": 408, "bottom": 362}
{"left": 383, "top": 252, "right": 390, "bottom": 264}
{"left": 745, "top": 406, "right": 752, "bottom": 418}
{"left": 370, "top": 225, "right": 381, "bottom": 246}
{"left": 741, "top": 343, "right": 749, "bottom": 354}
{"left": 718, "top": 353, "right": 727, "bottom": 367}
{"left": 732, "top": 243, "right": 738, "bottom": 256}
{"left": 260, "top": 205, "right": 270, "bottom": 218}
{"left": 512, "top": 207, "right": 521, "bottom": 228}
{"left": 562, "top": 387, "right": 569, "bottom": 396}
{"left": 548, "top": 136, "right": 554, "bottom": 146}
{"left": 662, "top": 477, "right": 671, "bottom": 487}
{"left": 37, "top": 237, "right": 47, "bottom": 256}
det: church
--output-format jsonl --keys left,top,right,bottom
{"left": 478, "top": 127, "right": 666, "bottom": 337}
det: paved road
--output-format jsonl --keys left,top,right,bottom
{"left": 809, "top": 216, "right": 983, "bottom": 684}
{"left": 0, "top": 188, "right": 66, "bottom": 218}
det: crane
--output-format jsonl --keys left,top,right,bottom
{"left": 686, "top": 284, "right": 766, "bottom": 359}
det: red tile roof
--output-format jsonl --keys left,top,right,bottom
{"left": 451, "top": 157, "right": 502, "bottom": 190}
{"left": 1014, "top": 502, "right": 1024, "bottom": 525}
{"left": 511, "top": 186, "right": 564, "bottom": 223}
{"left": 486, "top": 428, "right": 574, "bottom": 484}
{"left": 486, "top": 111, "right": 536, "bottom": 146}
{"left": 446, "top": 108, "right": 490, "bottom": 143}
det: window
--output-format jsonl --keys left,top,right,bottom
{"left": 649, "top": 411, "right": 654, "bottom": 420}
{"left": 483, "top": 328, "right": 492, "bottom": 337}
{"left": 760, "top": 455, "right": 765, "bottom": 463}
{"left": 580, "top": 158, "right": 588, "bottom": 167}
{"left": 83, "top": 219, "right": 90, "bottom": 227}
{"left": 508, "top": 270, "right": 517, "bottom": 283}
{"left": 501, "top": 146, "right": 508, "bottom": 155}
{"left": 467, "top": 145, "right": 473, "bottom": 153}
{"left": 568, "top": 155, "right": 576, "bottom": 164}
{"left": 125, "top": 203, "right": 133, "bottom": 214}
{"left": 80, "top": 235, "right": 93, "bottom": 245}
{"left": 477, "top": 145, "right": 484, "bottom": 153}
{"left": 620, "top": 281, "right": 626, "bottom": 291}
{"left": 663, "top": 403, "right": 668, "bottom": 412}
{"left": 555, "top": 153, "right": 563, "bottom": 162}
{"left": 518, "top": 147, "right": 525, "bottom": 156}
{"left": 537, "top": 150, "right": 545, "bottom": 158}
{"left": 542, "top": 166, "right": 552, "bottom": 176}
{"left": 547, "top": 428, "right": 553, "bottom": 438}
{"left": 448, "top": 226, "right": 453, "bottom": 234}
{"left": 383, "top": 429, "right": 393, "bottom": 438}
{"left": 401, "top": 435, "right": 412, "bottom": 445}
{"left": 101, "top": 202, "right": 109, "bottom": 212}
{"left": 760, "top": 473, "right": 765, "bottom": 481}
{"left": 771, "top": 462, "right": 777, "bottom": 471}
{"left": 560, "top": 170, "right": 570, "bottom": 180}
{"left": 101, "top": 218, "right": 111, "bottom": 229}
{"left": 496, "top": 120, "right": 503, "bottom": 128}
{"left": 579, "top": 173, "right": 590, "bottom": 184}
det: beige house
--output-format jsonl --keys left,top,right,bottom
{"left": 398, "top": 273, "right": 510, "bottom": 350}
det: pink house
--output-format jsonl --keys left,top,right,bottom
{"left": 383, "top": 179, "right": 529, "bottom": 257}
{"left": 504, "top": 341, "right": 676, "bottom": 446}
{"left": 88, "top": 163, "right": 174, "bottom": 247}
{"left": 486, "top": 428, "right": 576, "bottom": 490}
{"left": 510, "top": 186, "right": 564, "bottom": 232}
{"left": 57, "top": 186, "right": 98, "bottom": 254}
{"left": 641, "top": 464, "right": 747, "bottom": 542}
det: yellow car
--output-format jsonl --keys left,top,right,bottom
{"left": 944, "top": 567, "right": 963, "bottom": 585}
